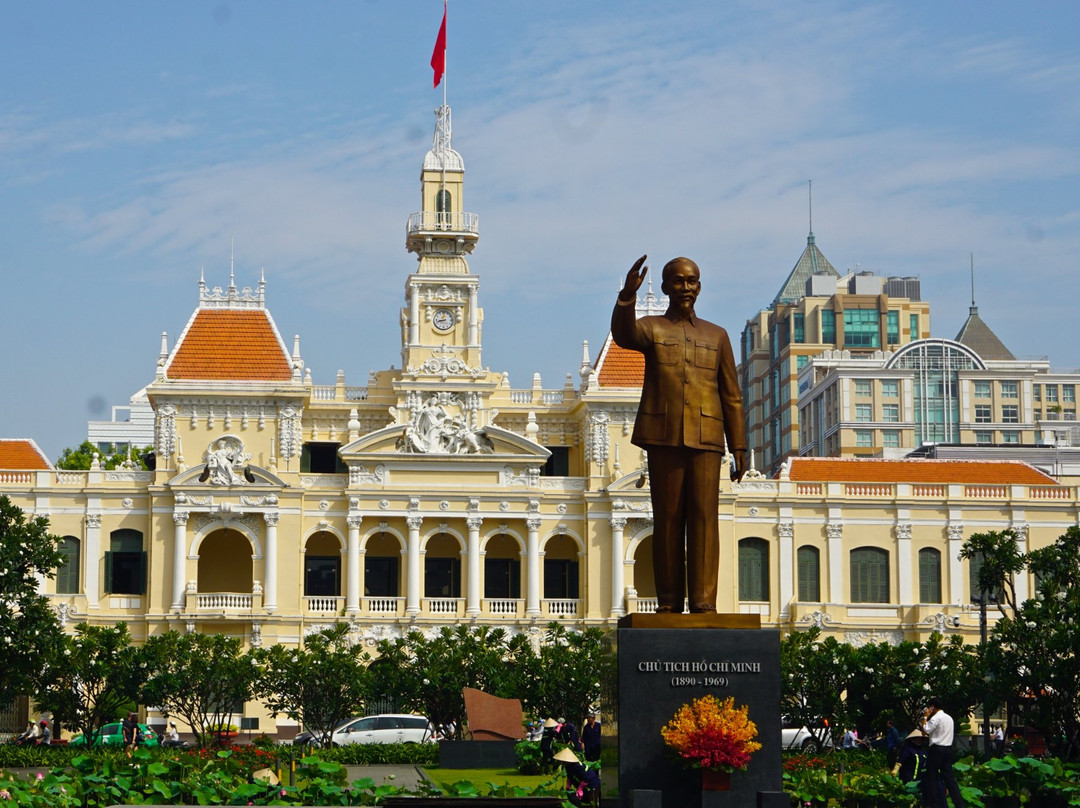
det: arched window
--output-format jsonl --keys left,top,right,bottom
{"left": 57, "top": 536, "right": 80, "bottom": 595}
{"left": 435, "top": 189, "right": 452, "bottom": 227}
{"left": 738, "top": 538, "right": 769, "bottom": 602}
{"left": 850, "top": 547, "right": 889, "bottom": 603}
{"left": 797, "top": 545, "right": 820, "bottom": 602}
{"left": 105, "top": 529, "right": 145, "bottom": 595}
{"left": 919, "top": 548, "right": 942, "bottom": 603}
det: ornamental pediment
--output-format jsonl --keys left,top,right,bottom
{"left": 340, "top": 424, "right": 550, "bottom": 461}
{"left": 168, "top": 436, "right": 288, "bottom": 488}
{"left": 168, "top": 463, "right": 287, "bottom": 488}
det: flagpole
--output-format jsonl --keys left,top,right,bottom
{"left": 442, "top": 0, "right": 448, "bottom": 109}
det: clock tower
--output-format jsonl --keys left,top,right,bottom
{"left": 401, "top": 104, "right": 482, "bottom": 374}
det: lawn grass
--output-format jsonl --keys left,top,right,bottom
{"left": 423, "top": 765, "right": 562, "bottom": 792}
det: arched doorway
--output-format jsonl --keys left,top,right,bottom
{"left": 630, "top": 535, "right": 657, "bottom": 610}
{"left": 197, "top": 528, "right": 254, "bottom": 601}
{"left": 484, "top": 534, "right": 521, "bottom": 601}
{"left": 424, "top": 532, "right": 462, "bottom": 602}
{"left": 304, "top": 531, "right": 341, "bottom": 597}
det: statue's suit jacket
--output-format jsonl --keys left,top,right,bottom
{"left": 611, "top": 298, "right": 746, "bottom": 454}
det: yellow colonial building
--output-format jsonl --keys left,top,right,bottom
{"left": 2, "top": 104, "right": 1079, "bottom": 736}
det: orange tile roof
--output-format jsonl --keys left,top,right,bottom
{"left": 595, "top": 334, "right": 644, "bottom": 387}
{"left": 0, "top": 439, "right": 52, "bottom": 470}
{"left": 166, "top": 309, "right": 293, "bottom": 381}
{"left": 788, "top": 457, "right": 1059, "bottom": 486}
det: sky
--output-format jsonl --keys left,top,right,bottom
{"left": 2, "top": 1, "right": 1079, "bottom": 462}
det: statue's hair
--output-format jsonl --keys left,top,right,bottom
{"left": 661, "top": 257, "right": 699, "bottom": 284}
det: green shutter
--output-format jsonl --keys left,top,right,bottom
{"left": 139, "top": 551, "right": 148, "bottom": 595}
{"left": 919, "top": 549, "right": 941, "bottom": 603}
{"left": 103, "top": 551, "right": 113, "bottom": 594}
{"left": 797, "top": 546, "right": 820, "bottom": 602}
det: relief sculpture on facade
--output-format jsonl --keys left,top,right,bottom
{"left": 398, "top": 392, "right": 493, "bottom": 454}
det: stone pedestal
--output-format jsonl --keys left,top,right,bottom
{"left": 615, "top": 614, "right": 782, "bottom": 808}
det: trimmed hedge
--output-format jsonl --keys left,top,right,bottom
{"left": 0, "top": 740, "right": 438, "bottom": 769}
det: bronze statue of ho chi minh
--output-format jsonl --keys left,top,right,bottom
{"left": 611, "top": 255, "right": 747, "bottom": 614}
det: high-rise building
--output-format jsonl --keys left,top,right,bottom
{"left": 740, "top": 231, "right": 930, "bottom": 475}
{"left": 796, "top": 298, "right": 1080, "bottom": 459}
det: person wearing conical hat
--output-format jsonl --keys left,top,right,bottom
{"left": 540, "top": 718, "right": 559, "bottom": 762}
{"left": 554, "top": 748, "right": 600, "bottom": 807}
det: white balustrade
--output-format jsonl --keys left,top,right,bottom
{"left": 364, "top": 596, "right": 404, "bottom": 615}
{"left": 196, "top": 593, "right": 253, "bottom": 610}
{"left": 423, "top": 597, "right": 463, "bottom": 615}
{"left": 543, "top": 598, "right": 580, "bottom": 617}
{"left": 484, "top": 598, "right": 522, "bottom": 616}
{"left": 305, "top": 596, "right": 344, "bottom": 613}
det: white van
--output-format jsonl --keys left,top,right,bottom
{"left": 330, "top": 714, "right": 431, "bottom": 746}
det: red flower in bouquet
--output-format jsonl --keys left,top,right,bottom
{"left": 661, "top": 694, "right": 762, "bottom": 772}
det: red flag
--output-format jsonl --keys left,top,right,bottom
{"left": 430, "top": 4, "right": 447, "bottom": 88}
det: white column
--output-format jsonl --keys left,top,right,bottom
{"left": 468, "top": 284, "right": 479, "bottom": 345}
{"left": 947, "top": 523, "right": 964, "bottom": 605}
{"left": 346, "top": 515, "right": 362, "bottom": 614}
{"left": 406, "top": 516, "right": 422, "bottom": 616}
{"left": 1012, "top": 524, "right": 1029, "bottom": 603}
{"left": 409, "top": 283, "right": 420, "bottom": 345}
{"left": 172, "top": 512, "right": 189, "bottom": 610}
{"left": 263, "top": 513, "right": 279, "bottom": 612}
{"left": 84, "top": 514, "right": 101, "bottom": 609}
{"left": 896, "top": 523, "right": 913, "bottom": 604}
{"left": 827, "top": 522, "right": 844, "bottom": 603}
{"left": 778, "top": 522, "right": 794, "bottom": 617}
{"left": 526, "top": 517, "right": 542, "bottom": 617}
{"left": 466, "top": 516, "right": 482, "bottom": 616}
{"left": 610, "top": 517, "right": 627, "bottom": 617}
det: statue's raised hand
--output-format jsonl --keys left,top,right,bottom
{"left": 620, "top": 255, "right": 648, "bottom": 301}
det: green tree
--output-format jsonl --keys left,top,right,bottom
{"left": 986, "top": 526, "right": 1080, "bottom": 760}
{"left": 0, "top": 495, "right": 65, "bottom": 708}
{"left": 517, "top": 623, "right": 608, "bottom": 725}
{"left": 253, "top": 624, "right": 373, "bottom": 748}
{"left": 372, "top": 624, "right": 523, "bottom": 735}
{"left": 780, "top": 627, "right": 858, "bottom": 747}
{"left": 847, "top": 633, "right": 985, "bottom": 735}
{"left": 959, "top": 528, "right": 1025, "bottom": 613}
{"left": 140, "top": 631, "right": 256, "bottom": 747}
{"left": 56, "top": 441, "right": 153, "bottom": 471}
{"left": 35, "top": 622, "right": 142, "bottom": 744}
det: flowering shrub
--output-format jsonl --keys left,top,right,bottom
{"left": 661, "top": 694, "right": 762, "bottom": 772}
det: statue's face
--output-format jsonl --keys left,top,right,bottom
{"left": 661, "top": 260, "right": 700, "bottom": 312}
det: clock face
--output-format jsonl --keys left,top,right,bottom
{"left": 432, "top": 308, "right": 455, "bottom": 332}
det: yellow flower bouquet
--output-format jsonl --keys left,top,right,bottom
{"left": 661, "top": 694, "right": 762, "bottom": 772}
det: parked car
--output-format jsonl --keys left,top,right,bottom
{"left": 292, "top": 717, "right": 356, "bottom": 747}
{"left": 68, "top": 722, "right": 160, "bottom": 747}
{"left": 329, "top": 714, "right": 431, "bottom": 746}
{"left": 781, "top": 716, "right": 833, "bottom": 752}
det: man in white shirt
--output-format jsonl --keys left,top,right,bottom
{"left": 921, "top": 697, "right": 964, "bottom": 808}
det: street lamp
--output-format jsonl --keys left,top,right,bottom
{"left": 972, "top": 589, "right": 994, "bottom": 755}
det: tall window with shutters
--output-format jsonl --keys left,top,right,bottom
{"left": 738, "top": 538, "right": 769, "bottom": 602}
{"left": 797, "top": 545, "right": 820, "bottom": 602}
{"left": 850, "top": 547, "right": 889, "bottom": 603}
{"left": 56, "top": 536, "right": 81, "bottom": 595}
{"left": 919, "top": 548, "right": 942, "bottom": 603}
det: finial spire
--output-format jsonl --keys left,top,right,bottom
{"left": 970, "top": 252, "right": 978, "bottom": 314}
{"left": 807, "top": 178, "right": 815, "bottom": 245}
